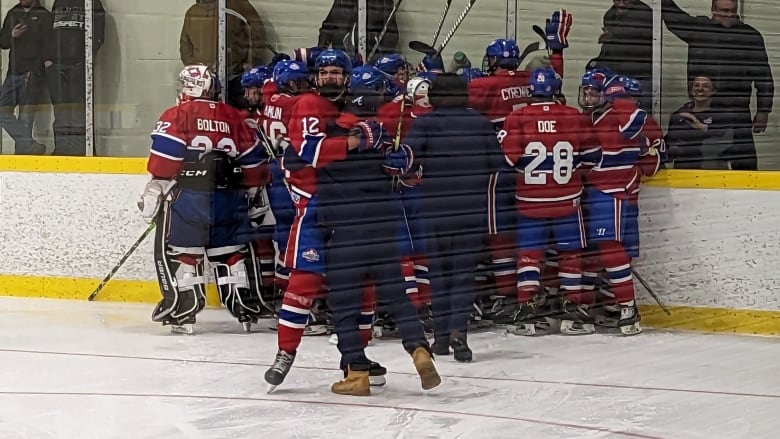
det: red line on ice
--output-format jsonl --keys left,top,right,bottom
{"left": 0, "top": 390, "right": 662, "bottom": 439}
{"left": 3, "top": 348, "right": 779, "bottom": 400}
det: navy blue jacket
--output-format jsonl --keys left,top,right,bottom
{"left": 403, "top": 107, "right": 504, "bottom": 233}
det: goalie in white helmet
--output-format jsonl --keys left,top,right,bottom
{"left": 138, "top": 64, "right": 272, "bottom": 334}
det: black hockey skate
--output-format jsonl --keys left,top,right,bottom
{"left": 617, "top": 300, "right": 642, "bottom": 335}
{"left": 151, "top": 294, "right": 204, "bottom": 335}
{"left": 559, "top": 298, "right": 596, "bottom": 335}
{"left": 505, "top": 302, "right": 538, "bottom": 336}
{"left": 265, "top": 350, "right": 296, "bottom": 393}
{"left": 303, "top": 299, "right": 330, "bottom": 336}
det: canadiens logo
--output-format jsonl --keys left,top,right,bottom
{"left": 271, "top": 94, "right": 280, "bottom": 103}
{"left": 302, "top": 248, "right": 320, "bottom": 262}
{"left": 290, "top": 192, "right": 301, "bottom": 203}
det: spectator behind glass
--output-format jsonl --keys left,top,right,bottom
{"left": 180, "top": 0, "right": 268, "bottom": 110}
{"left": 589, "top": 0, "right": 653, "bottom": 111}
{"left": 0, "top": 0, "right": 51, "bottom": 155}
{"left": 666, "top": 75, "right": 731, "bottom": 169}
{"left": 46, "top": 0, "right": 105, "bottom": 156}
{"left": 662, "top": 0, "right": 773, "bottom": 170}
{"left": 318, "top": 0, "right": 399, "bottom": 62}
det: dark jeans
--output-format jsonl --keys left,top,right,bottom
{"left": 326, "top": 225, "right": 428, "bottom": 370}
{"left": 0, "top": 71, "right": 46, "bottom": 154}
{"left": 719, "top": 110, "right": 758, "bottom": 170}
{"left": 47, "top": 63, "right": 90, "bottom": 156}
{"left": 427, "top": 225, "right": 488, "bottom": 339}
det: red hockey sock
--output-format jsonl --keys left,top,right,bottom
{"left": 490, "top": 233, "right": 517, "bottom": 298}
{"left": 597, "top": 241, "right": 635, "bottom": 304}
{"left": 277, "top": 271, "right": 323, "bottom": 354}
{"left": 517, "top": 248, "right": 544, "bottom": 303}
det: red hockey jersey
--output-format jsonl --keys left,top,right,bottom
{"left": 147, "top": 99, "right": 266, "bottom": 187}
{"left": 469, "top": 54, "right": 565, "bottom": 126}
{"left": 502, "top": 102, "right": 600, "bottom": 218}
{"left": 284, "top": 92, "right": 354, "bottom": 198}
{"left": 588, "top": 99, "right": 655, "bottom": 199}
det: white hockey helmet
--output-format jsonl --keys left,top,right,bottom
{"left": 177, "top": 64, "right": 219, "bottom": 104}
{"left": 406, "top": 76, "right": 431, "bottom": 108}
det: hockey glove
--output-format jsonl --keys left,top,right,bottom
{"left": 383, "top": 143, "right": 414, "bottom": 176}
{"left": 545, "top": 9, "right": 573, "bottom": 52}
{"left": 137, "top": 179, "right": 176, "bottom": 223}
{"left": 352, "top": 120, "right": 388, "bottom": 151}
{"left": 247, "top": 186, "right": 271, "bottom": 228}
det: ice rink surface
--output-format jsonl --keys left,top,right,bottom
{"left": 1, "top": 297, "right": 778, "bottom": 439}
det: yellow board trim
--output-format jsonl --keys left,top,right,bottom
{"left": 0, "top": 156, "right": 147, "bottom": 174}
{"left": 2, "top": 274, "right": 779, "bottom": 336}
{"left": 2, "top": 156, "right": 779, "bottom": 190}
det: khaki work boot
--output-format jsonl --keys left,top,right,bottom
{"left": 411, "top": 347, "right": 442, "bottom": 390}
{"left": 331, "top": 365, "right": 370, "bottom": 396}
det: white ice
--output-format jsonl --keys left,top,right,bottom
{"left": 1, "top": 297, "right": 778, "bottom": 439}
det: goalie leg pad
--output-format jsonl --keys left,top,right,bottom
{"left": 208, "top": 245, "right": 265, "bottom": 322}
{"left": 151, "top": 251, "right": 207, "bottom": 325}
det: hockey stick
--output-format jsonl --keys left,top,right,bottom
{"left": 224, "top": 8, "right": 254, "bottom": 68}
{"left": 432, "top": 0, "right": 453, "bottom": 46}
{"left": 409, "top": 0, "right": 478, "bottom": 56}
{"left": 367, "top": 0, "right": 404, "bottom": 62}
{"left": 88, "top": 221, "right": 156, "bottom": 301}
{"left": 632, "top": 268, "right": 671, "bottom": 315}
{"left": 264, "top": 41, "right": 279, "bottom": 56}
{"left": 532, "top": 24, "right": 552, "bottom": 56}
{"left": 518, "top": 41, "right": 540, "bottom": 66}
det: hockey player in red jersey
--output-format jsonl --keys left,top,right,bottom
{"left": 578, "top": 70, "right": 662, "bottom": 336}
{"left": 138, "top": 65, "right": 270, "bottom": 334}
{"left": 374, "top": 53, "right": 410, "bottom": 90}
{"left": 500, "top": 67, "right": 601, "bottom": 336}
{"left": 469, "top": 10, "right": 573, "bottom": 322}
{"left": 263, "top": 49, "right": 388, "bottom": 391}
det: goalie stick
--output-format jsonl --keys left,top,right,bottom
{"left": 88, "top": 220, "right": 157, "bottom": 301}
{"left": 367, "top": 0, "right": 404, "bottom": 61}
{"left": 633, "top": 268, "right": 671, "bottom": 315}
{"left": 409, "top": 0, "right": 478, "bottom": 56}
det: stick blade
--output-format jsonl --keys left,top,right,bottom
{"left": 408, "top": 40, "right": 437, "bottom": 56}
{"left": 532, "top": 24, "right": 546, "bottom": 41}
{"left": 518, "top": 41, "right": 540, "bottom": 64}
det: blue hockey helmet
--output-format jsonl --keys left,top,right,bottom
{"left": 294, "top": 47, "right": 324, "bottom": 70}
{"left": 529, "top": 67, "right": 562, "bottom": 98}
{"left": 315, "top": 49, "right": 353, "bottom": 74}
{"left": 241, "top": 65, "right": 272, "bottom": 89}
{"left": 460, "top": 67, "right": 486, "bottom": 83}
{"left": 417, "top": 54, "right": 445, "bottom": 73}
{"left": 273, "top": 60, "right": 310, "bottom": 93}
{"left": 483, "top": 39, "right": 520, "bottom": 72}
{"left": 268, "top": 52, "right": 291, "bottom": 69}
{"left": 375, "top": 54, "right": 406, "bottom": 75}
{"left": 579, "top": 70, "right": 608, "bottom": 111}
{"left": 619, "top": 76, "right": 642, "bottom": 97}
{"left": 348, "top": 66, "right": 390, "bottom": 92}
{"left": 344, "top": 66, "right": 391, "bottom": 117}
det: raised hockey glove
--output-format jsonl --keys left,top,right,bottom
{"left": 247, "top": 186, "right": 271, "bottom": 228}
{"left": 137, "top": 179, "right": 176, "bottom": 223}
{"left": 545, "top": 9, "right": 573, "bottom": 51}
{"left": 352, "top": 120, "right": 388, "bottom": 151}
{"left": 383, "top": 143, "right": 414, "bottom": 176}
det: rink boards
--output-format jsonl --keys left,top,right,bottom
{"left": 1, "top": 156, "right": 779, "bottom": 335}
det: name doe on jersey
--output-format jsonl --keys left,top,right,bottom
{"left": 537, "top": 120, "right": 557, "bottom": 133}
{"left": 197, "top": 119, "right": 231, "bottom": 134}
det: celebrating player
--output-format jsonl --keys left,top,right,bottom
{"left": 139, "top": 65, "right": 270, "bottom": 334}
{"left": 500, "top": 67, "right": 600, "bottom": 336}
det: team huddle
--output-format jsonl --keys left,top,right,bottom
{"left": 136, "top": 9, "right": 664, "bottom": 396}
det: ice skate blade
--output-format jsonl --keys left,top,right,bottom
{"left": 266, "top": 384, "right": 278, "bottom": 394}
{"left": 328, "top": 334, "right": 338, "bottom": 345}
{"left": 506, "top": 323, "right": 535, "bottom": 336}
{"left": 560, "top": 320, "right": 595, "bottom": 335}
{"left": 619, "top": 323, "right": 642, "bottom": 336}
{"left": 242, "top": 322, "right": 252, "bottom": 333}
{"left": 170, "top": 324, "right": 194, "bottom": 335}
{"left": 369, "top": 376, "right": 386, "bottom": 386}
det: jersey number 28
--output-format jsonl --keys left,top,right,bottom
{"left": 524, "top": 141, "right": 574, "bottom": 185}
